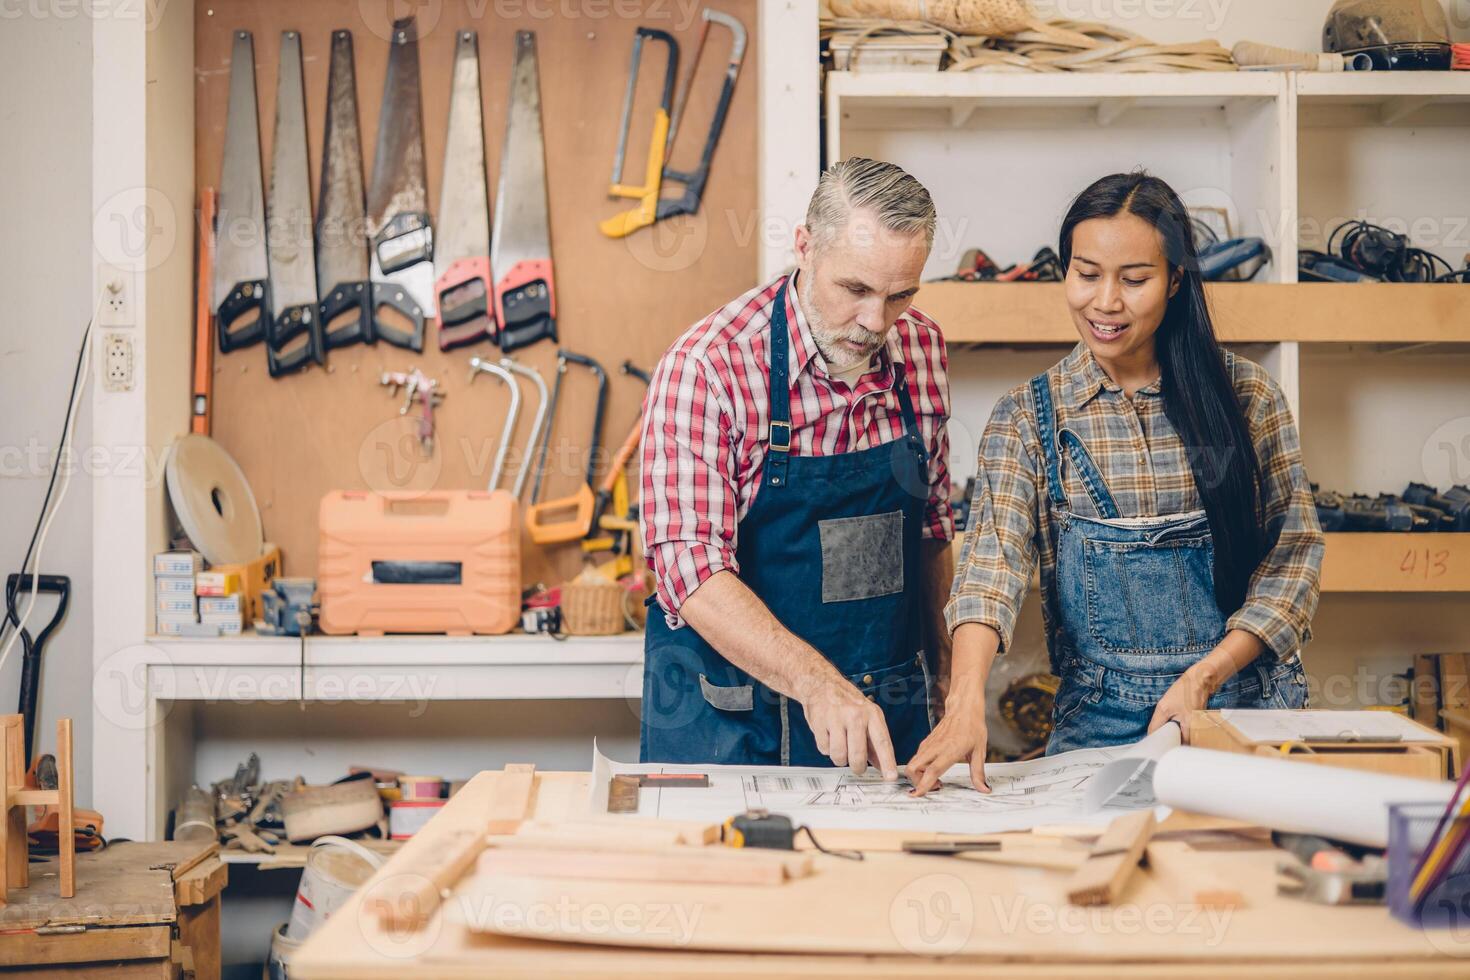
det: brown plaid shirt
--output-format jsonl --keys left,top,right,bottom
{"left": 945, "top": 343, "right": 1322, "bottom": 663}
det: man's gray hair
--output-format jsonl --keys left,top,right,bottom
{"left": 805, "top": 157, "right": 936, "bottom": 251}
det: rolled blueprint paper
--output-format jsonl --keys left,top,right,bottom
{"left": 1153, "top": 747, "right": 1455, "bottom": 847}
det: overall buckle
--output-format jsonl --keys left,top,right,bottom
{"left": 768, "top": 420, "right": 791, "bottom": 452}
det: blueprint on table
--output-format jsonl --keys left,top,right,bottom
{"left": 590, "top": 723, "right": 1179, "bottom": 835}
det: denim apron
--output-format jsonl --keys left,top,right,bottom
{"left": 640, "top": 279, "right": 934, "bottom": 766}
{"left": 1030, "top": 373, "right": 1308, "bottom": 754}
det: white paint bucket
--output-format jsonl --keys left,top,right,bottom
{"left": 285, "top": 835, "right": 384, "bottom": 942}
{"left": 266, "top": 922, "right": 299, "bottom": 980}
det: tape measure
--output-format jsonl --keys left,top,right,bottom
{"left": 722, "top": 808, "right": 863, "bottom": 860}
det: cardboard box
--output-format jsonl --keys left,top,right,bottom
{"left": 155, "top": 575, "right": 197, "bottom": 596}
{"left": 156, "top": 595, "right": 197, "bottom": 616}
{"left": 1191, "top": 709, "right": 1457, "bottom": 781}
{"left": 196, "top": 571, "right": 242, "bottom": 596}
{"left": 199, "top": 594, "right": 244, "bottom": 616}
{"left": 154, "top": 551, "right": 203, "bottom": 576}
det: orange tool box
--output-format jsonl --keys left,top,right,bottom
{"left": 318, "top": 490, "right": 520, "bottom": 636}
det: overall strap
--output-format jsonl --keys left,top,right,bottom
{"left": 765, "top": 279, "right": 794, "bottom": 488}
{"left": 1059, "top": 429, "right": 1121, "bottom": 519}
{"left": 1029, "top": 374, "right": 1068, "bottom": 510}
{"left": 1029, "top": 372, "right": 1122, "bottom": 519}
{"left": 891, "top": 361, "right": 930, "bottom": 475}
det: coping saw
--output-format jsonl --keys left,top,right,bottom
{"left": 600, "top": 10, "right": 747, "bottom": 238}
{"left": 435, "top": 30, "right": 495, "bottom": 351}
{"left": 265, "top": 30, "right": 324, "bottom": 377}
{"left": 215, "top": 30, "right": 270, "bottom": 353}
{"left": 365, "top": 16, "right": 433, "bottom": 348}
{"left": 492, "top": 31, "right": 558, "bottom": 353}
{"left": 526, "top": 350, "right": 606, "bottom": 545}
{"left": 317, "top": 30, "right": 423, "bottom": 351}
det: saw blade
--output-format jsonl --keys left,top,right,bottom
{"left": 267, "top": 30, "right": 317, "bottom": 313}
{"left": 366, "top": 16, "right": 435, "bottom": 317}
{"left": 316, "top": 28, "right": 369, "bottom": 296}
{"left": 214, "top": 30, "right": 269, "bottom": 312}
{"left": 491, "top": 31, "right": 552, "bottom": 283}
{"left": 435, "top": 29, "right": 489, "bottom": 269}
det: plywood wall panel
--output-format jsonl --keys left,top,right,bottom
{"left": 195, "top": 0, "right": 760, "bottom": 587}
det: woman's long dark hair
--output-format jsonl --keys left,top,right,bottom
{"left": 1058, "top": 172, "right": 1266, "bottom": 615}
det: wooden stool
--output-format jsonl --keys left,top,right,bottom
{"left": 0, "top": 714, "right": 74, "bottom": 903}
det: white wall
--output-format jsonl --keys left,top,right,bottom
{"left": 0, "top": 13, "right": 95, "bottom": 805}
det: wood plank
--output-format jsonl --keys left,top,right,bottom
{"left": 366, "top": 765, "right": 535, "bottom": 931}
{"left": 1065, "top": 809, "right": 1156, "bottom": 906}
{"left": 173, "top": 859, "right": 227, "bottom": 907}
{"left": 57, "top": 718, "right": 74, "bottom": 899}
{"left": 177, "top": 891, "right": 222, "bottom": 980}
{"left": 476, "top": 846, "right": 809, "bottom": 885}
{"left": 0, "top": 924, "right": 171, "bottom": 968}
{"left": 195, "top": 0, "right": 760, "bottom": 587}
{"left": 920, "top": 282, "right": 1470, "bottom": 346}
{"left": 1413, "top": 655, "right": 1442, "bottom": 729}
{"left": 1319, "top": 533, "right": 1470, "bottom": 593}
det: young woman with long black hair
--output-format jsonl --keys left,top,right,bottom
{"left": 906, "top": 172, "right": 1323, "bottom": 794}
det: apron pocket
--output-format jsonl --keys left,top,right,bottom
{"left": 1083, "top": 536, "right": 1225, "bottom": 654}
{"left": 818, "top": 510, "right": 904, "bottom": 603}
{"left": 698, "top": 674, "right": 754, "bottom": 712}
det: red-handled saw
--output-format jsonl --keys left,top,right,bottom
{"left": 491, "top": 31, "right": 557, "bottom": 354}
{"left": 434, "top": 29, "right": 494, "bottom": 351}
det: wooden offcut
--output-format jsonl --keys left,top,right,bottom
{"left": 1065, "top": 809, "right": 1157, "bottom": 906}
{"left": 477, "top": 844, "right": 811, "bottom": 885}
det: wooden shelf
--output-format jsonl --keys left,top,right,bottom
{"left": 1296, "top": 72, "right": 1470, "bottom": 127}
{"left": 1320, "top": 533, "right": 1470, "bottom": 593}
{"left": 918, "top": 282, "right": 1470, "bottom": 346}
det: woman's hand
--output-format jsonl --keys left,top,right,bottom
{"left": 1149, "top": 631, "right": 1267, "bottom": 740}
{"left": 1148, "top": 665, "right": 1212, "bottom": 740}
{"left": 906, "top": 700, "right": 990, "bottom": 796}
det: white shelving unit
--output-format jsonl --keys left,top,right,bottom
{"left": 828, "top": 65, "right": 1470, "bottom": 721}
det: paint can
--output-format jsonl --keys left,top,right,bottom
{"left": 285, "top": 835, "right": 384, "bottom": 942}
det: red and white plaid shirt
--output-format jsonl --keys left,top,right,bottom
{"left": 640, "top": 273, "right": 954, "bottom": 628}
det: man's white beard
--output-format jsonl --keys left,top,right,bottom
{"left": 800, "top": 273, "right": 885, "bottom": 369}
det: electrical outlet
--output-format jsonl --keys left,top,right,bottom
{"left": 98, "top": 264, "right": 135, "bottom": 327}
{"left": 102, "top": 333, "right": 134, "bottom": 392}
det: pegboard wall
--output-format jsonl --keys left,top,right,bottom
{"left": 195, "top": 0, "right": 759, "bottom": 588}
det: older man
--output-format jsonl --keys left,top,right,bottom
{"left": 639, "top": 158, "right": 955, "bottom": 777}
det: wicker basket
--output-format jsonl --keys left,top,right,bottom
{"left": 562, "top": 567, "right": 626, "bottom": 636}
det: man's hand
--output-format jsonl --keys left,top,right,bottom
{"left": 796, "top": 673, "right": 898, "bottom": 779}
{"left": 906, "top": 701, "right": 989, "bottom": 796}
{"left": 1148, "top": 665, "right": 1212, "bottom": 741}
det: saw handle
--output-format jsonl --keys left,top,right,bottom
{"left": 495, "top": 259, "right": 557, "bottom": 353}
{"left": 371, "top": 281, "right": 427, "bottom": 352}
{"left": 319, "top": 280, "right": 376, "bottom": 349}
{"left": 436, "top": 256, "right": 496, "bottom": 350}
{"left": 373, "top": 211, "right": 434, "bottom": 275}
{"left": 217, "top": 279, "right": 270, "bottom": 352}
{"left": 267, "top": 304, "right": 326, "bottom": 377}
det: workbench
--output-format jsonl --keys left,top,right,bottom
{"left": 291, "top": 768, "right": 1469, "bottom": 978}
{"left": 0, "top": 840, "right": 225, "bottom": 978}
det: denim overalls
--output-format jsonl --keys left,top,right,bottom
{"left": 640, "top": 278, "right": 935, "bottom": 766}
{"left": 1030, "top": 372, "right": 1308, "bottom": 754}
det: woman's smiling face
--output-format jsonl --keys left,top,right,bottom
{"left": 1064, "top": 211, "right": 1180, "bottom": 365}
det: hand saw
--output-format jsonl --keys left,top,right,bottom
{"left": 491, "top": 31, "right": 558, "bottom": 354}
{"left": 214, "top": 30, "right": 270, "bottom": 353}
{"left": 265, "top": 30, "right": 324, "bottom": 377}
{"left": 434, "top": 29, "right": 494, "bottom": 351}
{"left": 365, "top": 17, "right": 433, "bottom": 350}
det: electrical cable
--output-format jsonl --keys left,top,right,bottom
{"left": 0, "top": 296, "right": 100, "bottom": 674}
